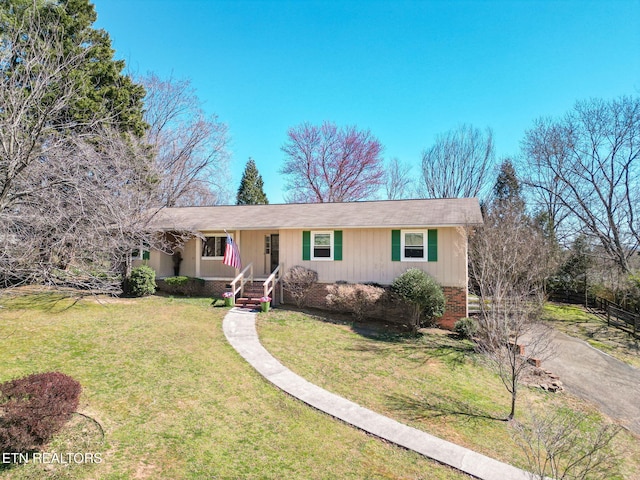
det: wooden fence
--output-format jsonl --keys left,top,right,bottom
{"left": 549, "top": 289, "right": 640, "bottom": 338}
{"left": 597, "top": 298, "right": 640, "bottom": 338}
{"left": 548, "top": 290, "right": 592, "bottom": 305}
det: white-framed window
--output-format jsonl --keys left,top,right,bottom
{"left": 311, "top": 231, "right": 333, "bottom": 261}
{"left": 264, "top": 235, "right": 271, "bottom": 254}
{"left": 132, "top": 242, "right": 150, "bottom": 261}
{"left": 202, "top": 234, "right": 228, "bottom": 260}
{"left": 401, "top": 230, "right": 426, "bottom": 261}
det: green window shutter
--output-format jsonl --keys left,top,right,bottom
{"left": 334, "top": 230, "right": 342, "bottom": 261}
{"left": 302, "top": 231, "right": 311, "bottom": 261}
{"left": 391, "top": 230, "right": 401, "bottom": 261}
{"left": 428, "top": 229, "right": 438, "bottom": 262}
{"left": 142, "top": 250, "right": 150, "bottom": 261}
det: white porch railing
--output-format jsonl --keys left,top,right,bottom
{"left": 230, "top": 263, "right": 253, "bottom": 298}
{"left": 263, "top": 264, "right": 282, "bottom": 304}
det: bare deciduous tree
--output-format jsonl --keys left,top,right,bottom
{"left": 141, "top": 73, "right": 230, "bottom": 207}
{"left": 1, "top": 126, "right": 167, "bottom": 291}
{"left": 517, "top": 119, "right": 572, "bottom": 239}
{"left": 469, "top": 200, "right": 556, "bottom": 419}
{"left": 419, "top": 124, "right": 495, "bottom": 199}
{"left": 0, "top": 10, "right": 174, "bottom": 293}
{"left": 522, "top": 97, "right": 640, "bottom": 273}
{"left": 511, "top": 408, "right": 621, "bottom": 480}
{"left": 385, "top": 157, "right": 413, "bottom": 200}
{"left": 280, "top": 121, "right": 385, "bottom": 203}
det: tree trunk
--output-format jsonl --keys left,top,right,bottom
{"left": 508, "top": 392, "right": 516, "bottom": 420}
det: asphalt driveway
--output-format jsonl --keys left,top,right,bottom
{"left": 543, "top": 329, "right": 640, "bottom": 436}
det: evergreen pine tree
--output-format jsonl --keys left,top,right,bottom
{"left": 493, "top": 159, "right": 526, "bottom": 213}
{"left": 236, "top": 158, "right": 269, "bottom": 205}
{"left": 494, "top": 160, "right": 520, "bottom": 201}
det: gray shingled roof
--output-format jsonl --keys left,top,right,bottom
{"left": 150, "top": 198, "right": 483, "bottom": 231}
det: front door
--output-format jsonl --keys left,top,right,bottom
{"left": 270, "top": 234, "right": 279, "bottom": 273}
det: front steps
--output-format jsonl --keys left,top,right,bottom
{"left": 233, "top": 284, "right": 267, "bottom": 309}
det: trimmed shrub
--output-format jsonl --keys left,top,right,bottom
{"left": 282, "top": 266, "right": 318, "bottom": 308}
{"left": 163, "top": 276, "right": 205, "bottom": 296}
{"left": 454, "top": 317, "right": 479, "bottom": 339}
{"left": 326, "top": 283, "right": 385, "bottom": 321}
{"left": 0, "top": 372, "right": 81, "bottom": 454}
{"left": 124, "top": 265, "right": 156, "bottom": 297}
{"left": 391, "top": 268, "right": 445, "bottom": 333}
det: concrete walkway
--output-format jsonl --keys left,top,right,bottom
{"left": 223, "top": 308, "right": 531, "bottom": 480}
{"left": 544, "top": 329, "right": 640, "bottom": 435}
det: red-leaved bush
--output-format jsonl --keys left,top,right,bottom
{"left": 282, "top": 266, "right": 318, "bottom": 308}
{"left": 0, "top": 372, "right": 81, "bottom": 454}
{"left": 326, "top": 283, "right": 386, "bottom": 321}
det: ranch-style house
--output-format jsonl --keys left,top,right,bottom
{"left": 140, "top": 198, "right": 483, "bottom": 328}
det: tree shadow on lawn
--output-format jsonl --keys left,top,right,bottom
{"left": 545, "top": 305, "right": 640, "bottom": 359}
{"left": 277, "top": 305, "right": 413, "bottom": 338}
{"left": 274, "top": 306, "right": 476, "bottom": 366}
{"left": 347, "top": 328, "right": 476, "bottom": 368}
{"left": 0, "top": 288, "right": 84, "bottom": 312}
{"left": 385, "top": 391, "right": 506, "bottom": 424}
{"left": 586, "top": 322, "right": 640, "bottom": 347}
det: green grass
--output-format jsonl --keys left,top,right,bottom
{"left": 543, "top": 303, "right": 593, "bottom": 322}
{"left": 258, "top": 309, "right": 640, "bottom": 480}
{"left": 542, "top": 303, "right": 640, "bottom": 368}
{"left": 0, "top": 293, "right": 465, "bottom": 479}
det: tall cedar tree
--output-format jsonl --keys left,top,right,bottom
{"left": 0, "top": 0, "right": 159, "bottom": 291}
{"left": 493, "top": 159, "right": 524, "bottom": 209}
{"left": 0, "top": 0, "right": 147, "bottom": 136}
{"left": 236, "top": 158, "right": 269, "bottom": 205}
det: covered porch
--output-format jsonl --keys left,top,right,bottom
{"left": 150, "top": 228, "right": 283, "bottom": 306}
{"left": 195, "top": 229, "right": 280, "bottom": 281}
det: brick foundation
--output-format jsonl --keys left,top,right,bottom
{"left": 156, "top": 280, "right": 282, "bottom": 303}
{"left": 440, "top": 286, "right": 468, "bottom": 330}
{"left": 156, "top": 278, "right": 467, "bottom": 329}
{"left": 157, "top": 279, "right": 229, "bottom": 298}
{"left": 283, "top": 283, "right": 468, "bottom": 330}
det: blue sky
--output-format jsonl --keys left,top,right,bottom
{"left": 92, "top": 0, "right": 640, "bottom": 204}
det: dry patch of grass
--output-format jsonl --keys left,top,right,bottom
{"left": 258, "top": 308, "right": 640, "bottom": 479}
{"left": 0, "top": 293, "right": 465, "bottom": 479}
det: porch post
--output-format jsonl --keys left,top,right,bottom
{"left": 280, "top": 274, "right": 284, "bottom": 305}
{"left": 236, "top": 230, "right": 241, "bottom": 276}
{"left": 195, "top": 235, "right": 201, "bottom": 278}
{"left": 235, "top": 230, "right": 242, "bottom": 296}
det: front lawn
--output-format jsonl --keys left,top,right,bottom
{"left": 0, "top": 293, "right": 464, "bottom": 479}
{"left": 258, "top": 308, "right": 640, "bottom": 480}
